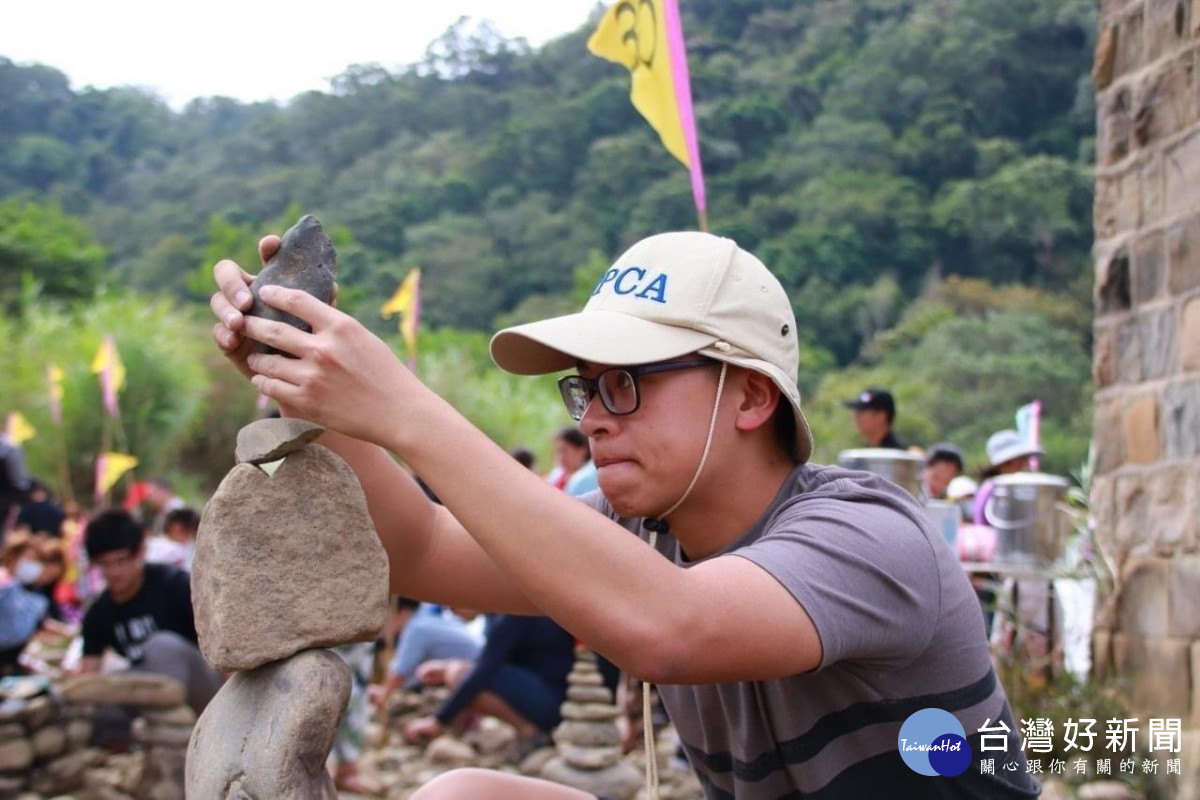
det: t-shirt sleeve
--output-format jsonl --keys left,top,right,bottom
{"left": 731, "top": 490, "right": 941, "bottom": 671}
{"left": 81, "top": 603, "right": 111, "bottom": 657}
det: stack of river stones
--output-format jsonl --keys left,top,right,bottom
{"left": 186, "top": 417, "right": 389, "bottom": 799}
{"left": 541, "top": 650, "right": 641, "bottom": 800}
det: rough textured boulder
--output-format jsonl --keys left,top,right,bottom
{"left": 235, "top": 418, "right": 324, "bottom": 465}
{"left": 194, "top": 443, "right": 389, "bottom": 671}
{"left": 186, "top": 650, "right": 350, "bottom": 800}
{"left": 248, "top": 215, "right": 337, "bottom": 355}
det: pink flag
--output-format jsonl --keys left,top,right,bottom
{"left": 664, "top": 0, "right": 706, "bottom": 217}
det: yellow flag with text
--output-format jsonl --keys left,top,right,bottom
{"left": 5, "top": 411, "right": 36, "bottom": 445}
{"left": 588, "top": 0, "right": 689, "bottom": 167}
{"left": 381, "top": 268, "right": 421, "bottom": 358}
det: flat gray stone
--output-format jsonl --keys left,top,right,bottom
{"left": 32, "top": 723, "right": 65, "bottom": 759}
{"left": 560, "top": 702, "right": 620, "bottom": 722}
{"left": 61, "top": 674, "right": 185, "bottom": 709}
{"left": 554, "top": 720, "right": 621, "bottom": 748}
{"left": 235, "top": 418, "right": 324, "bottom": 465}
{"left": 561, "top": 744, "right": 622, "bottom": 769}
{"left": 186, "top": 650, "right": 349, "bottom": 800}
{"left": 541, "top": 756, "right": 641, "bottom": 799}
{"left": 566, "top": 686, "right": 613, "bottom": 704}
{"left": 194, "top": 444, "right": 389, "bottom": 671}
{"left": 0, "top": 737, "right": 33, "bottom": 771}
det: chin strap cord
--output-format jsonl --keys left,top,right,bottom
{"left": 639, "top": 361, "right": 726, "bottom": 800}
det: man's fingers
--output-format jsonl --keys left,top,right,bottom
{"left": 214, "top": 259, "right": 254, "bottom": 312}
{"left": 247, "top": 352, "right": 308, "bottom": 385}
{"left": 210, "top": 290, "right": 246, "bottom": 333}
{"left": 258, "top": 235, "right": 281, "bottom": 265}
{"left": 250, "top": 373, "right": 302, "bottom": 406}
{"left": 212, "top": 323, "right": 240, "bottom": 353}
{"left": 259, "top": 285, "right": 339, "bottom": 330}
{"left": 242, "top": 315, "right": 311, "bottom": 356}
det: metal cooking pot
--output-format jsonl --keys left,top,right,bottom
{"left": 838, "top": 448, "right": 924, "bottom": 500}
{"left": 984, "top": 472, "right": 1071, "bottom": 566}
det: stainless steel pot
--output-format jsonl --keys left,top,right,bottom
{"left": 984, "top": 472, "right": 1070, "bottom": 565}
{"left": 838, "top": 448, "right": 924, "bottom": 499}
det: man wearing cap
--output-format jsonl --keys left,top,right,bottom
{"left": 842, "top": 388, "right": 904, "bottom": 449}
{"left": 210, "top": 232, "right": 1036, "bottom": 799}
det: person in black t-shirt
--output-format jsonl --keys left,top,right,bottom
{"left": 79, "top": 510, "right": 220, "bottom": 713}
{"left": 15, "top": 479, "right": 66, "bottom": 538}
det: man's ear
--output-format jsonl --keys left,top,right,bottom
{"left": 733, "top": 369, "right": 782, "bottom": 433}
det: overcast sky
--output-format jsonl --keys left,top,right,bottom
{"left": 2, "top": 1, "right": 602, "bottom": 108}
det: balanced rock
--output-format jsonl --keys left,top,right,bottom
{"left": 248, "top": 215, "right": 337, "bottom": 355}
{"left": 541, "top": 759, "right": 642, "bottom": 799}
{"left": 560, "top": 702, "right": 620, "bottom": 722}
{"left": 186, "top": 649, "right": 350, "bottom": 800}
{"left": 235, "top": 418, "right": 324, "bottom": 465}
{"left": 567, "top": 685, "right": 613, "bottom": 704}
{"left": 554, "top": 720, "right": 620, "bottom": 748}
{"left": 543, "top": 649, "right": 641, "bottom": 799}
{"left": 61, "top": 674, "right": 185, "bottom": 708}
{"left": 194, "top": 443, "right": 389, "bottom": 671}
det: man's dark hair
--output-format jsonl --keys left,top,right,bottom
{"left": 164, "top": 507, "right": 201, "bottom": 534}
{"left": 395, "top": 596, "right": 421, "bottom": 612}
{"left": 85, "top": 509, "right": 145, "bottom": 560}
{"left": 556, "top": 427, "right": 591, "bottom": 458}
{"left": 773, "top": 406, "right": 800, "bottom": 463}
{"left": 925, "top": 443, "right": 965, "bottom": 472}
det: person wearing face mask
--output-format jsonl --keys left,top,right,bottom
{"left": 211, "top": 230, "right": 1036, "bottom": 799}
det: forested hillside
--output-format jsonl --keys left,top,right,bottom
{"left": 1, "top": 0, "right": 1099, "bottom": 487}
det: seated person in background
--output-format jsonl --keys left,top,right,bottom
{"left": 548, "top": 427, "right": 597, "bottom": 496}
{"left": 15, "top": 479, "right": 66, "bottom": 537}
{"left": 80, "top": 510, "right": 221, "bottom": 713}
{"left": 403, "top": 615, "right": 616, "bottom": 752}
{"left": 373, "top": 598, "right": 484, "bottom": 710}
{"left": 0, "top": 564, "right": 51, "bottom": 676}
{"left": 162, "top": 507, "right": 200, "bottom": 571}
{"left": 923, "top": 442, "right": 965, "bottom": 500}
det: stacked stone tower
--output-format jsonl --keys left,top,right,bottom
{"left": 1092, "top": 0, "right": 1200, "bottom": 793}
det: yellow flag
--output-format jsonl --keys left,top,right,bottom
{"left": 5, "top": 411, "right": 36, "bottom": 445}
{"left": 381, "top": 268, "right": 421, "bottom": 357}
{"left": 97, "top": 452, "right": 138, "bottom": 495}
{"left": 90, "top": 337, "right": 127, "bottom": 392}
{"left": 588, "top": 0, "right": 689, "bottom": 167}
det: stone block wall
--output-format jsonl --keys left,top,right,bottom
{"left": 1093, "top": 0, "right": 1200, "bottom": 791}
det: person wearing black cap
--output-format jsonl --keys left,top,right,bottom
{"left": 841, "top": 388, "right": 904, "bottom": 450}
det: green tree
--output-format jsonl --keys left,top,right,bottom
{"left": 0, "top": 199, "right": 106, "bottom": 311}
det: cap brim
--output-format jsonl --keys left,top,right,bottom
{"left": 491, "top": 310, "right": 719, "bottom": 375}
{"left": 840, "top": 400, "right": 867, "bottom": 410}
{"left": 990, "top": 444, "right": 1046, "bottom": 466}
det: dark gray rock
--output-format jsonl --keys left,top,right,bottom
{"left": 235, "top": 418, "right": 324, "bottom": 465}
{"left": 186, "top": 650, "right": 350, "bottom": 800}
{"left": 248, "top": 215, "right": 337, "bottom": 355}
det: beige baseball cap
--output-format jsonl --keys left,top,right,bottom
{"left": 490, "top": 231, "right": 814, "bottom": 463}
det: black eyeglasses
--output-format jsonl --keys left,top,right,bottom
{"left": 556, "top": 359, "right": 714, "bottom": 421}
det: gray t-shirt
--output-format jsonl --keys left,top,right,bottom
{"left": 585, "top": 463, "right": 1039, "bottom": 799}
